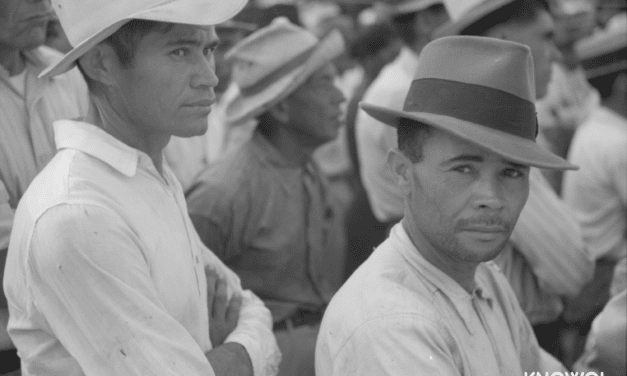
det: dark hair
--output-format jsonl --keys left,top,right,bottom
{"left": 588, "top": 68, "right": 626, "bottom": 99}
{"left": 397, "top": 117, "right": 433, "bottom": 163}
{"left": 461, "top": 0, "right": 550, "bottom": 36}
{"left": 348, "top": 22, "right": 398, "bottom": 61}
{"left": 392, "top": 11, "right": 419, "bottom": 46}
{"left": 77, "top": 20, "right": 173, "bottom": 87}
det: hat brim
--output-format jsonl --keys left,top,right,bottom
{"left": 434, "top": 0, "right": 513, "bottom": 38}
{"left": 40, "top": 0, "right": 248, "bottom": 79}
{"left": 225, "top": 29, "right": 345, "bottom": 125}
{"left": 360, "top": 102, "right": 578, "bottom": 171}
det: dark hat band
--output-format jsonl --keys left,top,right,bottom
{"left": 403, "top": 78, "right": 538, "bottom": 140}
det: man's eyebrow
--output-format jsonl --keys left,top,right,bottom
{"left": 503, "top": 160, "right": 529, "bottom": 169}
{"left": 441, "top": 155, "right": 484, "bottom": 165}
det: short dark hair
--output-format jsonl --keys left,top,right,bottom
{"left": 397, "top": 117, "right": 433, "bottom": 163}
{"left": 77, "top": 20, "right": 173, "bottom": 87}
{"left": 461, "top": 0, "right": 550, "bottom": 36}
{"left": 588, "top": 68, "right": 626, "bottom": 99}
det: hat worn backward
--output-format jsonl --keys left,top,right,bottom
{"left": 225, "top": 17, "right": 345, "bottom": 125}
{"left": 435, "top": 0, "right": 514, "bottom": 37}
{"left": 360, "top": 36, "right": 578, "bottom": 171}
{"left": 40, "top": 0, "right": 249, "bottom": 79}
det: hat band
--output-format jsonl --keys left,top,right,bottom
{"left": 403, "top": 78, "right": 538, "bottom": 140}
{"left": 239, "top": 45, "right": 317, "bottom": 97}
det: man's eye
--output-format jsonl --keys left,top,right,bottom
{"left": 503, "top": 168, "right": 526, "bottom": 178}
{"left": 453, "top": 166, "right": 472, "bottom": 174}
{"left": 171, "top": 48, "right": 187, "bottom": 58}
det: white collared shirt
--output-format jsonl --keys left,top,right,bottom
{"left": 3, "top": 120, "right": 280, "bottom": 375}
{"left": 316, "top": 223, "right": 564, "bottom": 375}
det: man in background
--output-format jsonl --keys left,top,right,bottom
{"left": 0, "top": 0, "right": 88, "bottom": 372}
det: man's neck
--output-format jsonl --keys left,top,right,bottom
{"left": 262, "top": 125, "right": 318, "bottom": 167}
{"left": 86, "top": 95, "right": 169, "bottom": 175}
{"left": 402, "top": 215, "right": 478, "bottom": 294}
{"left": 0, "top": 46, "right": 25, "bottom": 76}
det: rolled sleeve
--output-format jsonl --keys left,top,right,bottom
{"left": 200, "top": 238, "right": 281, "bottom": 376}
{"left": 25, "top": 204, "right": 215, "bottom": 375}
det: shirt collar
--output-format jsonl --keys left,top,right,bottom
{"left": 54, "top": 120, "right": 140, "bottom": 177}
{"left": 389, "top": 222, "right": 493, "bottom": 332}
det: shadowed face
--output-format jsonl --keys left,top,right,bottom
{"left": 398, "top": 129, "right": 530, "bottom": 265}
{"left": 285, "top": 63, "right": 346, "bottom": 147}
{"left": 108, "top": 24, "right": 220, "bottom": 138}
{"left": 0, "top": 0, "right": 53, "bottom": 50}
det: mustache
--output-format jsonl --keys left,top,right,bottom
{"left": 456, "top": 215, "right": 511, "bottom": 231}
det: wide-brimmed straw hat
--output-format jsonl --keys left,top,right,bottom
{"left": 225, "top": 17, "right": 345, "bottom": 124}
{"left": 360, "top": 36, "right": 578, "bottom": 170}
{"left": 435, "top": 0, "right": 514, "bottom": 37}
{"left": 40, "top": 0, "right": 248, "bottom": 79}
{"left": 576, "top": 13, "right": 627, "bottom": 79}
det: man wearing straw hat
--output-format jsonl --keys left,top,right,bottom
{"left": 355, "top": 0, "right": 449, "bottom": 227}
{"left": 436, "top": 0, "right": 595, "bottom": 347}
{"left": 2, "top": 0, "right": 281, "bottom": 375}
{"left": 316, "top": 36, "right": 572, "bottom": 375}
{"left": 186, "top": 17, "right": 346, "bottom": 376}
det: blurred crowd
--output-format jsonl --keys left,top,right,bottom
{"left": 0, "top": 0, "right": 625, "bottom": 375}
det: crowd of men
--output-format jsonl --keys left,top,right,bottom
{"left": 0, "top": 0, "right": 625, "bottom": 375}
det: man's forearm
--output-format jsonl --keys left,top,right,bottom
{"left": 206, "top": 342, "right": 253, "bottom": 376}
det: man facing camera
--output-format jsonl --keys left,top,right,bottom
{"left": 3, "top": 0, "right": 280, "bottom": 375}
{"left": 316, "top": 36, "right": 574, "bottom": 375}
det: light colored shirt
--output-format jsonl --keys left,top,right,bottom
{"left": 355, "top": 47, "right": 418, "bottom": 222}
{"left": 563, "top": 106, "right": 627, "bottom": 261}
{"left": 0, "top": 46, "right": 88, "bottom": 246}
{"left": 574, "top": 258, "right": 627, "bottom": 376}
{"left": 496, "top": 168, "right": 594, "bottom": 324}
{"left": 3, "top": 120, "right": 280, "bottom": 376}
{"left": 316, "top": 223, "right": 564, "bottom": 375}
{"left": 0, "top": 181, "right": 11, "bottom": 251}
{"left": 186, "top": 131, "right": 337, "bottom": 323}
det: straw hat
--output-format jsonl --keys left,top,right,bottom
{"left": 576, "top": 13, "right": 627, "bottom": 79}
{"left": 360, "top": 36, "right": 578, "bottom": 170}
{"left": 40, "top": 0, "right": 248, "bottom": 79}
{"left": 435, "top": 0, "right": 514, "bottom": 37}
{"left": 225, "top": 17, "right": 345, "bottom": 124}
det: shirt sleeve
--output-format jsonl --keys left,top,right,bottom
{"left": 318, "top": 314, "right": 461, "bottom": 376}
{"left": 199, "top": 235, "right": 281, "bottom": 376}
{"left": 27, "top": 204, "right": 216, "bottom": 376}
{"left": 510, "top": 168, "right": 594, "bottom": 297}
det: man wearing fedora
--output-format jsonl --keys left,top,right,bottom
{"left": 2, "top": 0, "right": 281, "bottom": 375}
{"left": 185, "top": 18, "right": 346, "bottom": 376}
{"left": 354, "top": 0, "right": 449, "bottom": 227}
{"left": 436, "top": 0, "right": 594, "bottom": 348}
{"left": 316, "top": 36, "right": 571, "bottom": 375}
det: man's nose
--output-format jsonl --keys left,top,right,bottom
{"left": 472, "top": 175, "right": 505, "bottom": 211}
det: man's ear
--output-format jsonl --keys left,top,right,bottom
{"left": 387, "top": 148, "right": 412, "bottom": 194}
{"left": 267, "top": 99, "right": 290, "bottom": 124}
{"left": 77, "top": 43, "right": 120, "bottom": 87}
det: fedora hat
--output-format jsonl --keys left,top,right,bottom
{"left": 360, "top": 36, "right": 577, "bottom": 170}
{"left": 40, "top": 0, "right": 248, "bottom": 79}
{"left": 576, "top": 13, "right": 627, "bottom": 79}
{"left": 434, "top": 0, "right": 514, "bottom": 37}
{"left": 225, "top": 17, "right": 345, "bottom": 124}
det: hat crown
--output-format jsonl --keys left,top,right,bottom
{"left": 227, "top": 18, "right": 320, "bottom": 89}
{"left": 415, "top": 35, "right": 535, "bottom": 101}
{"left": 52, "top": 0, "right": 164, "bottom": 46}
